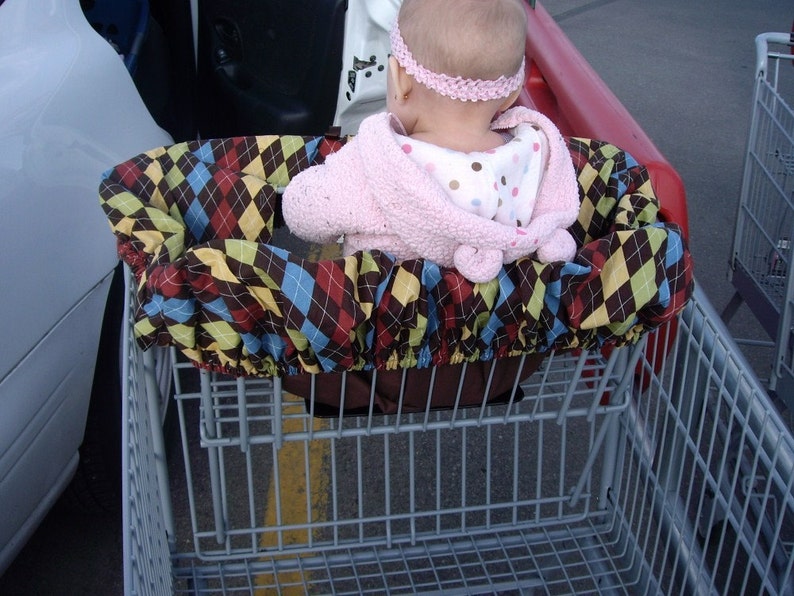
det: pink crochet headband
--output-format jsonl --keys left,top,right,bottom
{"left": 389, "top": 22, "right": 525, "bottom": 102}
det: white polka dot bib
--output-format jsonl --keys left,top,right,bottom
{"left": 394, "top": 123, "right": 545, "bottom": 227}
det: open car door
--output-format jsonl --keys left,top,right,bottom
{"left": 193, "top": 0, "right": 353, "bottom": 137}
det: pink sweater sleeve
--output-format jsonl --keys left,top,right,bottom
{"left": 282, "top": 138, "right": 381, "bottom": 245}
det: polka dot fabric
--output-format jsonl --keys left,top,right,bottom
{"left": 394, "top": 124, "right": 545, "bottom": 228}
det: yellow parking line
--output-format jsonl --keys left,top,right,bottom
{"left": 256, "top": 395, "right": 329, "bottom": 594}
{"left": 256, "top": 241, "right": 340, "bottom": 594}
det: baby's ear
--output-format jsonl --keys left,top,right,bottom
{"left": 498, "top": 87, "right": 522, "bottom": 112}
{"left": 389, "top": 56, "right": 413, "bottom": 100}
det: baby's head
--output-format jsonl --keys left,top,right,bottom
{"left": 388, "top": 0, "right": 527, "bottom": 146}
{"left": 394, "top": 0, "right": 526, "bottom": 92}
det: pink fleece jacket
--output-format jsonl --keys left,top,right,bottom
{"left": 283, "top": 106, "right": 580, "bottom": 282}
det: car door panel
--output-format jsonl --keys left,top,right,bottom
{"left": 196, "top": 0, "right": 346, "bottom": 137}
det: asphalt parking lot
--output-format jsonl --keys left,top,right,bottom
{"left": 1, "top": 1, "right": 791, "bottom": 594}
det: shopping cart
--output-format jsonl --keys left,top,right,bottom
{"left": 107, "top": 7, "right": 794, "bottom": 595}
{"left": 121, "top": 284, "right": 794, "bottom": 595}
{"left": 725, "top": 32, "right": 794, "bottom": 401}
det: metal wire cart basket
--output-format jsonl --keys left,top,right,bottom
{"left": 725, "top": 32, "right": 794, "bottom": 399}
{"left": 120, "top": 285, "right": 794, "bottom": 595}
{"left": 105, "top": 16, "right": 794, "bottom": 596}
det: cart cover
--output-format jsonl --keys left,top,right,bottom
{"left": 99, "top": 135, "right": 693, "bottom": 377}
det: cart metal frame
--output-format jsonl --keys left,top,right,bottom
{"left": 121, "top": 26, "right": 794, "bottom": 596}
{"left": 726, "top": 32, "right": 794, "bottom": 400}
{"left": 123, "top": 265, "right": 794, "bottom": 594}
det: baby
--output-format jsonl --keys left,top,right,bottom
{"left": 283, "top": 0, "right": 580, "bottom": 282}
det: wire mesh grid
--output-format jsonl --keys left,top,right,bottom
{"left": 164, "top": 340, "right": 640, "bottom": 591}
{"left": 727, "top": 33, "right": 794, "bottom": 395}
{"left": 125, "top": 275, "right": 794, "bottom": 594}
{"left": 122, "top": 272, "right": 174, "bottom": 596}
{"left": 731, "top": 76, "right": 794, "bottom": 319}
{"left": 616, "top": 287, "right": 794, "bottom": 595}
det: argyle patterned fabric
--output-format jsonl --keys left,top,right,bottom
{"left": 99, "top": 135, "right": 693, "bottom": 377}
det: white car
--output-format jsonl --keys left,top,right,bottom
{"left": 0, "top": 0, "right": 174, "bottom": 573}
